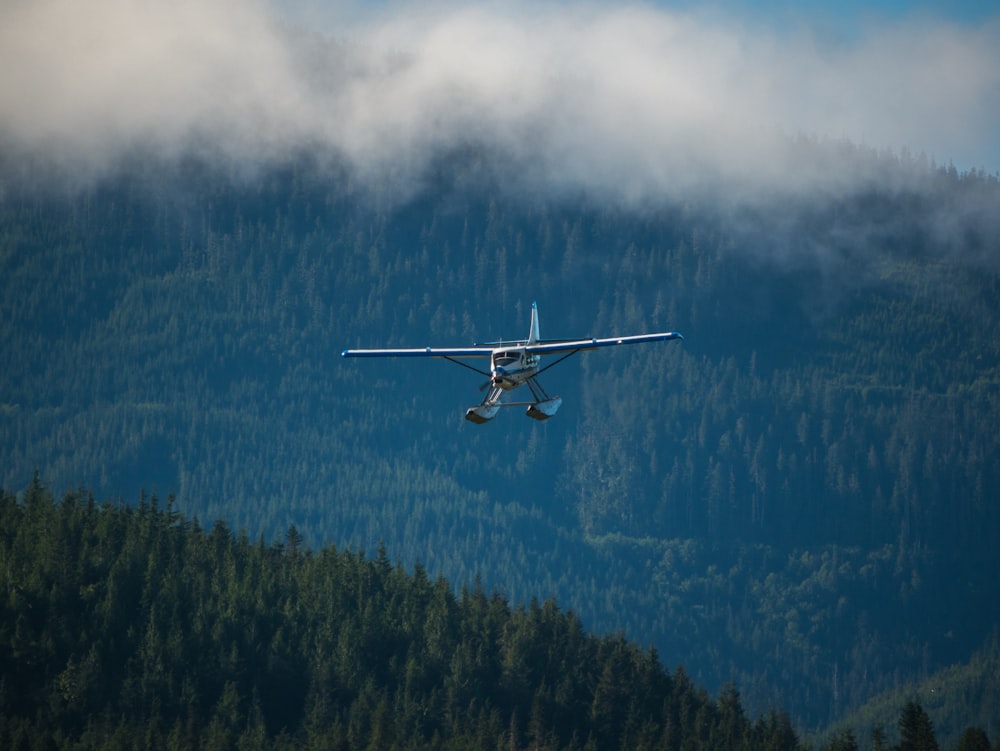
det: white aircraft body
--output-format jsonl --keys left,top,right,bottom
{"left": 342, "top": 302, "right": 683, "bottom": 423}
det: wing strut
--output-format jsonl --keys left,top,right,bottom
{"left": 533, "top": 349, "right": 581, "bottom": 377}
{"left": 441, "top": 356, "right": 491, "bottom": 378}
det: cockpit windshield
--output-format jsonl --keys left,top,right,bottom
{"left": 493, "top": 351, "right": 520, "bottom": 366}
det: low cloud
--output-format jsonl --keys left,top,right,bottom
{"left": 2, "top": 0, "right": 998, "bottom": 200}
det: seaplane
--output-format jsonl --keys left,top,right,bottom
{"left": 342, "top": 302, "right": 683, "bottom": 423}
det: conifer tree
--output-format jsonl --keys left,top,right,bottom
{"left": 897, "top": 700, "right": 938, "bottom": 751}
{"left": 953, "top": 726, "right": 990, "bottom": 751}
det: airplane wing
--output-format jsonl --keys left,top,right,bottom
{"left": 341, "top": 346, "right": 491, "bottom": 358}
{"left": 342, "top": 333, "right": 683, "bottom": 358}
{"left": 522, "top": 331, "right": 683, "bottom": 355}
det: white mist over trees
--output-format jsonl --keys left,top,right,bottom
{"left": 2, "top": 0, "right": 998, "bottom": 198}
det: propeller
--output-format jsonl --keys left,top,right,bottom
{"left": 480, "top": 365, "right": 505, "bottom": 391}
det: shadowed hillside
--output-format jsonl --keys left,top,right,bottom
{"left": 0, "top": 479, "right": 804, "bottom": 750}
{"left": 2, "top": 145, "right": 999, "bottom": 729}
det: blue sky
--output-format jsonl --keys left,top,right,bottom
{"left": 666, "top": 0, "right": 996, "bottom": 28}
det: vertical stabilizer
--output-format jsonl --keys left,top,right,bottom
{"left": 528, "top": 301, "right": 540, "bottom": 345}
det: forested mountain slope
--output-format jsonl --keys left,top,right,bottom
{"left": 2, "top": 145, "right": 999, "bottom": 729}
{"left": 815, "top": 636, "right": 1000, "bottom": 750}
{"left": 1, "top": 480, "right": 805, "bottom": 750}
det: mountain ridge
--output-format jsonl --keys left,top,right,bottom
{"left": 1, "top": 144, "right": 998, "bottom": 729}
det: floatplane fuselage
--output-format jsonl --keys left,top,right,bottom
{"left": 342, "top": 302, "right": 683, "bottom": 424}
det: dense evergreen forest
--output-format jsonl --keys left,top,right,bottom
{"left": 818, "top": 637, "right": 1000, "bottom": 750}
{"left": 1, "top": 481, "right": 992, "bottom": 750}
{"left": 2, "top": 142, "right": 999, "bottom": 733}
{"left": 1, "top": 479, "right": 805, "bottom": 750}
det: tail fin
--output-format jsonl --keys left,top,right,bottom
{"left": 528, "top": 301, "right": 540, "bottom": 345}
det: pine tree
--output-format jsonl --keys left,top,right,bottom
{"left": 953, "top": 726, "right": 990, "bottom": 751}
{"left": 871, "top": 723, "right": 889, "bottom": 751}
{"left": 823, "top": 729, "right": 858, "bottom": 751}
{"left": 897, "top": 700, "right": 938, "bottom": 751}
